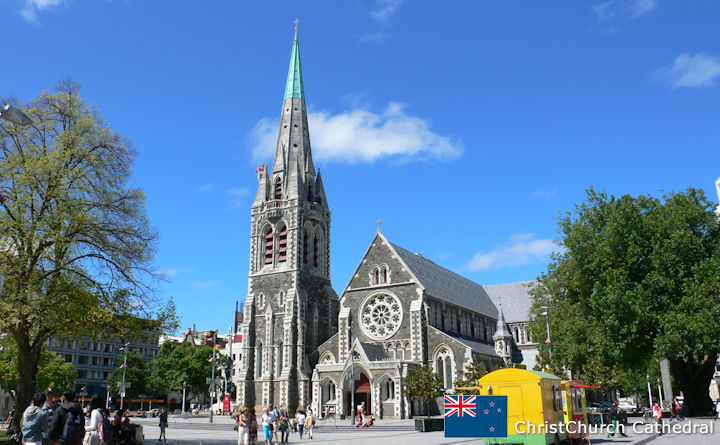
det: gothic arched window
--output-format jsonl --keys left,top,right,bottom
{"left": 471, "top": 323, "right": 475, "bottom": 338}
{"left": 434, "top": 346, "right": 454, "bottom": 389}
{"left": 308, "top": 184, "right": 313, "bottom": 201}
{"left": 277, "top": 225, "right": 287, "bottom": 263}
{"left": 277, "top": 341, "right": 283, "bottom": 374}
{"left": 274, "top": 177, "right": 282, "bottom": 200}
{"left": 313, "top": 232, "right": 320, "bottom": 267}
{"left": 382, "top": 267, "right": 388, "bottom": 284}
{"left": 257, "top": 341, "right": 263, "bottom": 377}
{"left": 303, "top": 230, "right": 309, "bottom": 264}
{"left": 264, "top": 227, "right": 274, "bottom": 265}
{"left": 374, "top": 268, "right": 380, "bottom": 285}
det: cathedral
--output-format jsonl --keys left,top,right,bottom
{"left": 236, "top": 30, "right": 538, "bottom": 418}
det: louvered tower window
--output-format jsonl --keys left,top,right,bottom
{"left": 274, "top": 177, "right": 282, "bottom": 200}
{"left": 264, "top": 228, "right": 274, "bottom": 264}
{"left": 278, "top": 225, "right": 287, "bottom": 262}
{"left": 313, "top": 235, "right": 319, "bottom": 267}
{"left": 303, "top": 230, "right": 309, "bottom": 264}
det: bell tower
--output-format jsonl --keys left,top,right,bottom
{"left": 237, "top": 26, "right": 339, "bottom": 413}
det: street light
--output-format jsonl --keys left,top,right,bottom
{"left": 0, "top": 104, "right": 32, "bottom": 126}
{"left": 119, "top": 342, "right": 130, "bottom": 410}
{"left": 540, "top": 307, "right": 552, "bottom": 361}
{"left": 347, "top": 322, "right": 358, "bottom": 426}
{"left": 646, "top": 374, "right": 653, "bottom": 409}
{"left": 209, "top": 331, "right": 218, "bottom": 424}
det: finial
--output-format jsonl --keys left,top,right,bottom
{"left": 294, "top": 18, "right": 299, "bottom": 35}
{"left": 377, "top": 219, "right": 383, "bottom": 233}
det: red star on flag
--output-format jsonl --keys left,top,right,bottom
{"left": 490, "top": 427, "right": 495, "bottom": 432}
{"left": 490, "top": 402, "right": 495, "bottom": 407}
{"left": 498, "top": 408, "right": 502, "bottom": 412}
{"left": 484, "top": 409, "right": 489, "bottom": 414}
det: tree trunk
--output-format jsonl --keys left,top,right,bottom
{"left": 11, "top": 332, "right": 41, "bottom": 431}
{"left": 669, "top": 353, "right": 717, "bottom": 416}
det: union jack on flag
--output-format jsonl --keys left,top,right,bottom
{"left": 444, "top": 395, "right": 476, "bottom": 417}
{"left": 444, "top": 394, "right": 508, "bottom": 438}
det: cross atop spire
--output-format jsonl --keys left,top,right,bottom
{"left": 285, "top": 21, "right": 305, "bottom": 100}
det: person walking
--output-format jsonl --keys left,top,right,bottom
{"left": 261, "top": 407, "right": 273, "bottom": 445}
{"left": 158, "top": 407, "right": 168, "bottom": 442}
{"left": 295, "top": 410, "right": 306, "bottom": 440}
{"left": 48, "top": 390, "right": 85, "bottom": 445}
{"left": 304, "top": 410, "right": 314, "bottom": 440}
{"left": 715, "top": 399, "right": 720, "bottom": 422}
{"left": 236, "top": 408, "right": 249, "bottom": 445}
{"left": 671, "top": 397, "right": 684, "bottom": 421}
{"left": 652, "top": 401, "right": 664, "bottom": 437}
{"left": 82, "top": 396, "right": 103, "bottom": 445}
{"left": 278, "top": 411, "right": 289, "bottom": 444}
{"left": 248, "top": 408, "right": 258, "bottom": 445}
{"left": 21, "top": 392, "right": 49, "bottom": 445}
{"left": 268, "top": 405, "right": 279, "bottom": 444}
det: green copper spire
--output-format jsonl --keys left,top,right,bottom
{"left": 284, "top": 27, "right": 305, "bottom": 100}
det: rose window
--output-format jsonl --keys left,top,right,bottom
{"left": 360, "top": 293, "right": 402, "bottom": 340}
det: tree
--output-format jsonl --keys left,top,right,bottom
{"left": 0, "top": 80, "right": 176, "bottom": 429}
{"left": 106, "top": 350, "right": 150, "bottom": 400}
{"left": 529, "top": 188, "right": 720, "bottom": 415}
{"left": 149, "top": 342, "right": 213, "bottom": 399}
{"left": 403, "top": 365, "right": 445, "bottom": 417}
{"left": 454, "top": 361, "right": 489, "bottom": 395}
{"left": 0, "top": 339, "right": 76, "bottom": 394}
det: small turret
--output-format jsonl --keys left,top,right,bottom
{"left": 493, "top": 304, "right": 513, "bottom": 366}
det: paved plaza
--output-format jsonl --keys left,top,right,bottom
{"left": 128, "top": 416, "right": 720, "bottom": 445}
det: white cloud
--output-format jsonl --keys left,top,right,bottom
{"left": 227, "top": 187, "right": 250, "bottom": 208}
{"left": 251, "top": 103, "right": 463, "bottom": 164}
{"left": 20, "top": 0, "right": 65, "bottom": 23}
{"left": 592, "top": 0, "right": 657, "bottom": 21}
{"left": 530, "top": 188, "right": 558, "bottom": 200}
{"left": 191, "top": 280, "right": 221, "bottom": 289}
{"left": 466, "top": 233, "right": 557, "bottom": 272}
{"left": 654, "top": 53, "right": 720, "bottom": 88}
{"left": 370, "top": 0, "right": 404, "bottom": 23}
{"left": 198, "top": 183, "right": 214, "bottom": 192}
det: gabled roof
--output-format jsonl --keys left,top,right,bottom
{"left": 443, "top": 331, "right": 497, "bottom": 356}
{"left": 483, "top": 281, "right": 536, "bottom": 323}
{"left": 389, "top": 242, "right": 498, "bottom": 318}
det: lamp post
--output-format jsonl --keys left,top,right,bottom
{"left": 646, "top": 374, "right": 653, "bottom": 408}
{"left": 209, "top": 331, "right": 218, "bottom": 424}
{"left": 0, "top": 104, "right": 32, "bottom": 126}
{"left": 540, "top": 307, "right": 552, "bottom": 361}
{"left": 119, "top": 342, "right": 130, "bottom": 410}
{"left": 657, "top": 378, "right": 663, "bottom": 409}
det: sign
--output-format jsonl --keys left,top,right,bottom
{"left": 444, "top": 395, "right": 508, "bottom": 438}
{"left": 116, "top": 382, "right": 131, "bottom": 388}
{"left": 223, "top": 395, "right": 231, "bottom": 412}
{"left": 323, "top": 404, "right": 336, "bottom": 415}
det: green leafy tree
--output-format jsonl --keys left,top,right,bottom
{"left": 0, "top": 80, "right": 176, "bottom": 429}
{"left": 106, "top": 350, "right": 150, "bottom": 399}
{"left": 454, "top": 361, "right": 489, "bottom": 395}
{"left": 403, "top": 365, "right": 445, "bottom": 417}
{"left": 529, "top": 188, "right": 720, "bottom": 415}
{"left": 149, "top": 342, "right": 213, "bottom": 399}
{"left": 0, "top": 339, "right": 76, "bottom": 393}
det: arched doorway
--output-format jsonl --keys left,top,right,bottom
{"left": 345, "top": 373, "right": 371, "bottom": 416}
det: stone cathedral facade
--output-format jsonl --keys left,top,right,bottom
{"left": 236, "top": 31, "right": 340, "bottom": 411}
{"left": 237, "top": 31, "right": 539, "bottom": 417}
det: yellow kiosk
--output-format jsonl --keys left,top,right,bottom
{"left": 474, "top": 368, "right": 565, "bottom": 445}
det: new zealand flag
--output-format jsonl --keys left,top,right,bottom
{"left": 444, "top": 395, "right": 508, "bottom": 438}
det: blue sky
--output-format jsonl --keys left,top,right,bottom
{"left": 3, "top": 0, "right": 720, "bottom": 334}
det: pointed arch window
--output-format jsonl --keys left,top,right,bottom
{"left": 457, "top": 317, "right": 461, "bottom": 334}
{"left": 264, "top": 227, "right": 274, "bottom": 264}
{"left": 277, "top": 341, "right": 283, "bottom": 374}
{"left": 382, "top": 267, "right": 388, "bottom": 284}
{"left": 278, "top": 225, "right": 287, "bottom": 262}
{"left": 257, "top": 341, "right": 263, "bottom": 377}
{"left": 374, "top": 268, "right": 380, "bottom": 285}
{"left": 313, "top": 234, "right": 320, "bottom": 267}
{"left": 303, "top": 230, "right": 309, "bottom": 264}
{"left": 434, "top": 347, "right": 454, "bottom": 389}
{"left": 274, "top": 177, "right": 282, "bottom": 200}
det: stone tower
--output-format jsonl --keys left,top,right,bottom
{"left": 236, "top": 28, "right": 339, "bottom": 413}
{"left": 493, "top": 304, "right": 513, "bottom": 366}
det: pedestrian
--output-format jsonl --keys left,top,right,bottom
{"left": 652, "top": 401, "right": 663, "bottom": 437}
{"left": 158, "top": 407, "right": 168, "bottom": 442}
{"left": 268, "top": 404, "right": 279, "bottom": 444}
{"left": 82, "top": 396, "right": 103, "bottom": 445}
{"left": 278, "top": 411, "right": 289, "bottom": 444}
{"left": 671, "top": 397, "right": 684, "bottom": 421}
{"left": 295, "top": 410, "right": 306, "bottom": 440}
{"left": 48, "top": 390, "right": 85, "bottom": 445}
{"left": 304, "top": 410, "right": 314, "bottom": 439}
{"left": 249, "top": 408, "right": 258, "bottom": 445}
{"left": 715, "top": 399, "right": 720, "bottom": 422}
{"left": 21, "top": 392, "right": 49, "bottom": 445}
{"left": 236, "top": 407, "right": 249, "bottom": 445}
{"left": 607, "top": 402, "right": 618, "bottom": 437}
{"left": 261, "top": 407, "right": 273, "bottom": 445}
{"left": 41, "top": 389, "right": 58, "bottom": 423}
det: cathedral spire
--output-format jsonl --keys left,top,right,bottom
{"left": 284, "top": 25, "right": 305, "bottom": 101}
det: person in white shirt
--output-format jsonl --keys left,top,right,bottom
{"left": 83, "top": 397, "right": 103, "bottom": 445}
{"left": 295, "top": 410, "right": 306, "bottom": 439}
{"left": 261, "top": 407, "right": 273, "bottom": 445}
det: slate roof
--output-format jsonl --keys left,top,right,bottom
{"left": 390, "top": 242, "right": 498, "bottom": 319}
{"left": 443, "top": 332, "right": 498, "bottom": 356}
{"left": 482, "top": 281, "right": 536, "bottom": 323}
{"left": 359, "top": 342, "right": 389, "bottom": 361}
